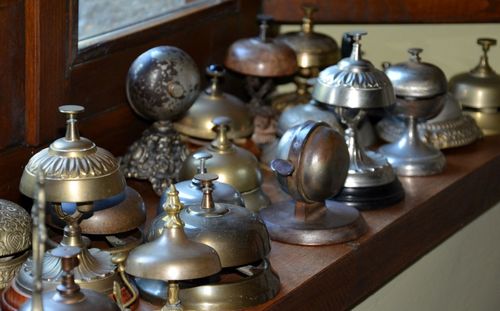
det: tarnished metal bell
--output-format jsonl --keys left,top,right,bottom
{"left": 179, "top": 116, "right": 270, "bottom": 212}
{"left": 142, "top": 174, "right": 278, "bottom": 310}
{"left": 379, "top": 48, "right": 447, "bottom": 176}
{"left": 276, "top": 5, "right": 339, "bottom": 70}
{"left": 449, "top": 38, "right": 500, "bottom": 135}
{"left": 225, "top": 15, "right": 297, "bottom": 77}
{"left": 174, "top": 64, "right": 253, "bottom": 140}
{"left": 127, "top": 185, "right": 221, "bottom": 311}
{"left": 157, "top": 150, "right": 244, "bottom": 215}
{"left": 260, "top": 121, "right": 367, "bottom": 245}
{"left": 20, "top": 105, "right": 126, "bottom": 202}
{"left": 0, "top": 200, "right": 31, "bottom": 290}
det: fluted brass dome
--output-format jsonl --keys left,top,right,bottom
{"left": 20, "top": 105, "right": 126, "bottom": 203}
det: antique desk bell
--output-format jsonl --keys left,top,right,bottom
{"left": 121, "top": 46, "right": 201, "bottom": 195}
{"left": 376, "top": 93, "right": 482, "bottom": 149}
{"left": 19, "top": 175, "right": 121, "bottom": 311}
{"left": 449, "top": 38, "right": 500, "bottom": 135}
{"left": 2, "top": 105, "right": 137, "bottom": 310}
{"left": 260, "top": 121, "right": 367, "bottom": 245}
{"left": 174, "top": 64, "right": 253, "bottom": 144}
{"left": 379, "top": 48, "right": 447, "bottom": 176}
{"left": 179, "top": 116, "right": 270, "bottom": 212}
{"left": 271, "top": 4, "right": 340, "bottom": 111}
{"left": 143, "top": 174, "right": 279, "bottom": 309}
{"left": 312, "top": 31, "right": 404, "bottom": 209}
{"left": 0, "top": 200, "right": 31, "bottom": 290}
{"left": 156, "top": 150, "right": 244, "bottom": 215}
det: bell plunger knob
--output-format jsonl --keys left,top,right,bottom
{"left": 194, "top": 173, "right": 218, "bottom": 210}
{"left": 59, "top": 105, "right": 84, "bottom": 141}
{"left": 51, "top": 246, "right": 82, "bottom": 298}
{"left": 206, "top": 64, "right": 225, "bottom": 96}
{"left": 257, "top": 14, "right": 273, "bottom": 42}
{"left": 408, "top": 47, "right": 423, "bottom": 63}
{"left": 193, "top": 151, "right": 213, "bottom": 174}
{"left": 211, "top": 116, "right": 233, "bottom": 150}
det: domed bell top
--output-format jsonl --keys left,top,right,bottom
{"left": 449, "top": 38, "right": 500, "bottom": 110}
{"left": 385, "top": 48, "right": 447, "bottom": 99}
{"left": 179, "top": 117, "right": 263, "bottom": 194}
{"left": 157, "top": 151, "right": 244, "bottom": 215}
{"left": 148, "top": 174, "right": 270, "bottom": 268}
{"left": 174, "top": 64, "right": 253, "bottom": 140}
{"left": 126, "top": 185, "right": 221, "bottom": 281}
{"left": 19, "top": 246, "right": 121, "bottom": 311}
{"left": 274, "top": 121, "right": 349, "bottom": 203}
{"left": 312, "top": 31, "right": 395, "bottom": 109}
{"left": 19, "top": 105, "right": 126, "bottom": 203}
{"left": 276, "top": 5, "right": 339, "bottom": 69}
{"left": 0, "top": 200, "right": 31, "bottom": 257}
{"left": 225, "top": 15, "right": 298, "bottom": 77}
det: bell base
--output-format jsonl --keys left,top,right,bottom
{"left": 120, "top": 120, "right": 187, "bottom": 195}
{"left": 332, "top": 178, "right": 405, "bottom": 210}
{"left": 135, "top": 259, "right": 280, "bottom": 310}
{"left": 379, "top": 142, "right": 446, "bottom": 176}
{"left": 259, "top": 200, "right": 367, "bottom": 245}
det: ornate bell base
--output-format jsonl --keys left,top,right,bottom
{"left": 134, "top": 259, "right": 280, "bottom": 310}
{"left": 120, "top": 120, "right": 187, "bottom": 195}
{"left": 379, "top": 142, "right": 446, "bottom": 176}
{"left": 0, "top": 251, "right": 29, "bottom": 290}
{"left": 332, "top": 178, "right": 405, "bottom": 210}
{"left": 259, "top": 200, "right": 367, "bottom": 245}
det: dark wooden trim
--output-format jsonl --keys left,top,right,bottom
{"left": 262, "top": 0, "right": 500, "bottom": 23}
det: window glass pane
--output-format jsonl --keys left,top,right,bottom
{"left": 78, "top": 0, "right": 209, "bottom": 41}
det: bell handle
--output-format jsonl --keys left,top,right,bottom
{"left": 211, "top": 116, "right": 233, "bottom": 150}
{"left": 194, "top": 173, "right": 218, "bottom": 210}
{"left": 193, "top": 151, "right": 212, "bottom": 174}
{"left": 301, "top": 4, "right": 318, "bottom": 33}
{"left": 257, "top": 14, "right": 273, "bottom": 41}
{"left": 408, "top": 48, "right": 423, "bottom": 63}
{"left": 59, "top": 105, "right": 84, "bottom": 141}
{"left": 206, "top": 64, "right": 225, "bottom": 96}
{"left": 112, "top": 252, "right": 139, "bottom": 309}
{"left": 346, "top": 31, "right": 367, "bottom": 61}
{"left": 477, "top": 38, "right": 497, "bottom": 53}
{"left": 270, "top": 159, "right": 295, "bottom": 177}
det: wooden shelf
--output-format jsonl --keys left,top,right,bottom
{"left": 131, "top": 135, "right": 500, "bottom": 310}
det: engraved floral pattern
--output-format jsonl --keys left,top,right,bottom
{"left": 25, "top": 146, "right": 119, "bottom": 179}
{"left": 0, "top": 200, "right": 31, "bottom": 257}
{"left": 318, "top": 65, "right": 391, "bottom": 90}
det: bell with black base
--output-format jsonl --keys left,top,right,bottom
{"left": 379, "top": 48, "right": 447, "bottom": 176}
{"left": 260, "top": 121, "right": 367, "bottom": 245}
{"left": 121, "top": 46, "right": 200, "bottom": 195}
{"left": 312, "top": 31, "right": 404, "bottom": 209}
{"left": 143, "top": 174, "right": 279, "bottom": 310}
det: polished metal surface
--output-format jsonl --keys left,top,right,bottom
{"left": 149, "top": 173, "right": 271, "bottom": 268}
{"left": 277, "top": 99, "right": 343, "bottom": 137}
{"left": 174, "top": 64, "right": 253, "bottom": 140}
{"left": 261, "top": 121, "right": 367, "bottom": 245}
{"left": 179, "top": 116, "right": 270, "bottom": 211}
{"left": 464, "top": 110, "right": 500, "bottom": 136}
{"left": 48, "top": 186, "right": 146, "bottom": 235}
{"left": 121, "top": 45, "right": 199, "bottom": 195}
{"left": 449, "top": 38, "right": 500, "bottom": 110}
{"left": 379, "top": 48, "right": 447, "bottom": 176}
{"left": 312, "top": 32, "right": 394, "bottom": 109}
{"left": 20, "top": 105, "right": 126, "bottom": 202}
{"left": 276, "top": 5, "right": 339, "bottom": 69}
{"left": 135, "top": 258, "right": 280, "bottom": 310}
{"left": 126, "top": 185, "right": 221, "bottom": 311}
{"left": 225, "top": 15, "right": 297, "bottom": 77}
{"left": 385, "top": 48, "right": 447, "bottom": 99}
{"left": 157, "top": 151, "right": 244, "bottom": 215}
{"left": 377, "top": 94, "right": 483, "bottom": 149}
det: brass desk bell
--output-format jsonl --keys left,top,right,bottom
{"left": 312, "top": 31, "right": 404, "bottom": 209}
{"left": 18, "top": 173, "right": 121, "bottom": 311}
{"left": 260, "top": 121, "right": 367, "bottom": 245}
{"left": 0, "top": 200, "right": 31, "bottom": 290}
{"left": 121, "top": 46, "right": 200, "bottom": 195}
{"left": 126, "top": 185, "right": 222, "bottom": 311}
{"left": 156, "top": 150, "right": 244, "bottom": 215}
{"left": 376, "top": 93, "right": 482, "bottom": 149}
{"left": 174, "top": 64, "right": 253, "bottom": 143}
{"left": 379, "top": 48, "right": 447, "bottom": 176}
{"left": 449, "top": 38, "right": 500, "bottom": 135}
{"left": 272, "top": 4, "right": 339, "bottom": 111}
{"left": 143, "top": 174, "right": 279, "bottom": 310}
{"left": 3, "top": 105, "right": 135, "bottom": 310}
{"left": 179, "top": 116, "right": 270, "bottom": 212}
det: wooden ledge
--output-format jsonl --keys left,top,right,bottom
{"left": 131, "top": 135, "right": 500, "bottom": 310}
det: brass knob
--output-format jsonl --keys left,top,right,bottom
{"left": 301, "top": 4, "right": 318, "bottom": 33}
{"left": 206, "top": 64, "right": 225, "bottom": 96}
{"left": 211, "top": 116, "right": 233, "bottom": 150}
{"left": 59, "top": 105, "right": 84, "bottom": 141}
{"left": 477, "top": 38, "right": 497, "bottom": 53}
{"left": 408, "top": 48, "right": 423, "bottom": 63}
{"left": 194, "top": 173, "right": 218, "bottom": 210}
{"left": 193, "top": 151, "right": 213, "bottom": 174}
{"left": 51, "top": 246, "right": 82, "bottom": 296}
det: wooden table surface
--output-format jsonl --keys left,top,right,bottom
{"left": 130, "top": 135, "right": 500, "bottom": 311}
